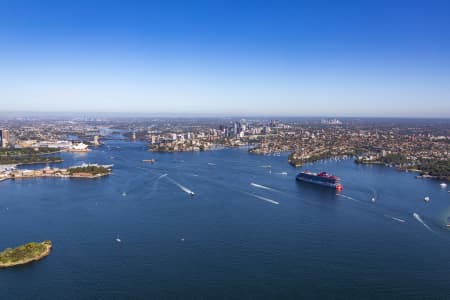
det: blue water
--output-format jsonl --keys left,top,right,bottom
{"left": 1, "top": 140, "right": 450, "bottom": 299}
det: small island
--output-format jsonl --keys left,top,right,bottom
{"left": 0, "top": 240, "right": 52, "bottom": 268}
{"left": 67, "top": 165, "right": 112, "bottom": 178}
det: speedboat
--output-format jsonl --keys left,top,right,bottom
{"left": 424, "top": 196, "right": 430, "bottom": 203}
{"left": 440, "top": 183, "right": 447, "bottom": 188}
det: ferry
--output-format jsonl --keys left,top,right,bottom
{"left": 296, "top": 170, "right": 343, "bottom": 190}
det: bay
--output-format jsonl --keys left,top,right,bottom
{"left": 1, "top": 140, "right": 450, "bottom": 299}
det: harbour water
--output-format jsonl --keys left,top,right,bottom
{"left": 1, "top": 140, "right": 450, "bottom": 299}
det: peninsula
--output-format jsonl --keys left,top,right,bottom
{"left": 0, "top": 147, "right": 63, "bottom": 166}
{"left": 356, "top": 154, "right": 450, "bottom": 181}
{"left": 0, "top": 240, "right": 52, "bottom": 268}
{"left": 0, "top": 164, "right": 113, "bottom": 181}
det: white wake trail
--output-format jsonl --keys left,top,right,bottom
{"left": 250, "top": 182, "right": 276, "bottom": 192}
{"left": 166, "top": 176, "right": 195, "bottom": 195}
{"left": 413, "top": 213, "right": 433, "bottom": 232}
{"left": 249, "top": 193, "right": 279, "bottom": 205}
{"left": 259, "top": 165, "right": 272, "bottom": 168}
{"left": 384, "top": 214, "right": 406, "bottom": 223}
{"left": 337, "top": 194, "right": 360, "bottom": 202}
{"left": 392, "top": 217, "right": 406, "bottom": 223}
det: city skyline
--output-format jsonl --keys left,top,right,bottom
{"left": 1, "top": 0, "right": 450, "bottom": 117}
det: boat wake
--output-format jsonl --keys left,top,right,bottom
{"left": 337, "top": 194, "right": 360, "bottom": 202}
{"left": 147, "top": 173, "right": 168, "bottom": 196}
{"left": 166, "top": 176, "right": 195, "bottom": 196}
{"left": 249, "top": 193, "right": 279, "bottom": 205}
{"left": 207, "top": 162, "right": 216, "bottom": 166}
{"left": 158, "top": 173, "right": 168, "bottom": 179}
{"left": 275, "top": 172, "right": 288, "bottom": 175}
{"left": 384, "top": 214, "right": 406, "bottom": 223}
{"left": 413, "top": 213, "right": 433, "bottom": 232}
{"left": 250, "top": 182, "right": 277, "bottom": 192}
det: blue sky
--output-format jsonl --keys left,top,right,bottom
{"left": 0, "top": 0, "right": 449, "bottom": 117}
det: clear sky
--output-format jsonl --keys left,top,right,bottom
{"left": 1, "top": 0, "right": 449, "bottom": 117}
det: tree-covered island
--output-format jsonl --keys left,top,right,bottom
{"left": 68, "top": 165, "right": 112, "bottom": 177}
{"left": 0, "top": 241, "right": 52, "bottom": 268}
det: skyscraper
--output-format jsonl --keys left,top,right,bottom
{"left": 0, "top": 129, "right": 9, "bottom": 148}
{"left": 93, "top": 135, "right": 100, "bottom": 146}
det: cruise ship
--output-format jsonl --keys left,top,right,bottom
{"left": 296, "top": 170, "right": 343, "bottom": 190}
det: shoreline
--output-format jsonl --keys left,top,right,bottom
{"left": 0, "top": 159, "right": 63, "bottom": 167}
{"left": 0, "top": 149, "right": 63, "bottom": 158}
{"left": 2, "top": 164, "right": 113, "bottom": 181}
{"left": 16, "top": 159, "right": 64, "bottom": 166}
{"left": 7, "top": 172, "right": 111, "bottom": 180}
{"left": 355, "top": 160, "right": 449, "bottom": 182}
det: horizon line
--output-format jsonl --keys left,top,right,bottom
{"left": 0, "top": 110, "right": 449, "bottom": 120}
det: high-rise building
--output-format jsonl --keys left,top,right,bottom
{"left": 0, "top": 129, "right": 9, "bottom": 148}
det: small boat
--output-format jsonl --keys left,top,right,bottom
{"left": 122, "top": 192, "right": 127, "bottom": 197}
{"left": 371, "top": 197, "right": 376, "bottom": 203}
{"left": 115, "top": 234, "right": 122, "bottom": 243}
{"left": 142, "top": 159, "right": 155, "bottom": 163}
{"left": 424, "top": 196, "right": 430, "bottom": 203}
{"left": 189, "top": 191, "right": 195, "bottom": 197}
{"left": 440, "top": 183, "right": 447, "bottom": 188}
